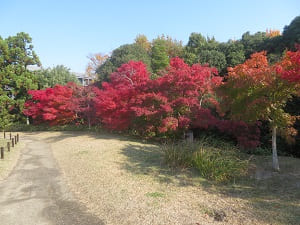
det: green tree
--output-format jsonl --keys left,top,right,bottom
{"left": 282, "top": 16, "right": 300, "bottom": 50}
{"left": 218, "top": 41, "right": 245, "bottom": 67}
{"left": 182, "top": 51, "right": 198, "bottom": 65}
{"left": 96, "top": 44, "right": 151, "bottom": 82}
{"left": 0, "top": 32, "right": 40, "bottom": 127}
{"left": 151, "top": 39, "right": 169, "bottom": 73}
{"left": 96, "top": 60, "right": 115, "bottom": 82}
{"left": 153, "top": 35, "right": 184, "bottom": 58}
{"left": 185, "top": 33, "right": 208, "bottom": 55}
{"left": 184, "top": 33, "right": 225, "bottom": 71}
{"left": 240, "top": 31, "right": 267, "bottom": 58}
{"left": 198, "top": 50, "right": 227, "bottom": 72}
{"left": 186, "top": 33, "right": 219, "bottom": 52}
{"left": 36, "top": 65, "right": 79, "bottom": 88}
{"left": 0, "top": 95, "right": 15, "bottom": 129}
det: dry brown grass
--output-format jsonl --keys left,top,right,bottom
{"left": 23, "top": 131, "right": 300, "bottom": 225}
{"left": 0, "top": 134, "right": 24, "bottom": 180}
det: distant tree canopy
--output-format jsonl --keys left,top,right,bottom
{"left": 96, "top": 16, "right": 300, "bottom": 82}
{"left": 282, "top": 16, "right": 300, "bottom": 50}
{"left": 183, "top": 33, "right": 245, "bottom": 73}
{"left": 35, "top": 65, "right": 79, "bottom": 89}
{"left": 135, "top": 34, "right": 151, "bottom": 52}
{"left": 98, "top": 24, "right": 300, "bottom": 82}
{"left": 86, "top": 53, "right": 109, "bottom": 80}
{"left": 0, "top": 32, "right": 40, "bottom": 128}
{"left": 153, "top": 35, "right": 184, "bottom": 59}
{"left": 96, "top": 44, "right": 151, "bottom": 82}
{"left": 219, "top": 41, "right": 245, "bottom": 68}
{"left": 240, "top": 31, "right": 267, "bottom": 58}
{"left": 151, "top": 39, "right": 169, "bottom": 73}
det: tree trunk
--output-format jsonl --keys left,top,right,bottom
{"left": 272, "top": 126, "right": 280, "bottom": 171}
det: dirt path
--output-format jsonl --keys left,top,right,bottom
{"left": 0, "top": 134, "right": 104, "bottom": 225}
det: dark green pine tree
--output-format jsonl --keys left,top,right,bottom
{"left": 0, "top": 32, "right": 40, "bottom": 128}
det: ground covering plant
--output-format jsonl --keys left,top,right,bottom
{"left": 162, "top": 136, "right": 249, "bottom": 182}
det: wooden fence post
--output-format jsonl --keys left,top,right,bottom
{"left": 11, "top": 138, "right": 14, "bottom": 147}
{"left": 14, "top": 136, "right": 17, "bottom": 145}
{"left": 4, "top": 131, "right": 5, "bottom": 139}
{"left": 9, "top": 133, "right": 11, "bottom": 140}
{"left": 186, "top": 130, "right": 194, "bottom": 143}
{"left": 0, "top": 147, "right": 4, "bottom": 159}
{"left": 17, "top": 134, "right": 19, "bottom": 142}
{"left": 7, "top": 142, "right": 10, "bottom": 152}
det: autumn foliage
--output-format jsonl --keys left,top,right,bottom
{"left": 93, "top": 58, "right": 221, "bottom": 135}
{"left": 24, "top": 49, "right": 300, "bottom": 149}
{"left": 219, "top": 48, "right": 300, "bottom": 148}
{"left": 276, "top": 46, "right": 300, "bottom": 83}
{"left": 266, "top": 29, "right": 281, "bottom": 37}
{"left": 23, "top": 83, "right": 98, "bottom": 126}
{"left": 24, "top": 84, "right": 76, "bottom": 125}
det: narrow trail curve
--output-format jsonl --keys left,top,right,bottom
{"left": 0, "top": 134, "right": 104, "bottom": 225}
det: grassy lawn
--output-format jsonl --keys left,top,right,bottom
{"left": 0, "top": 135, "right": 23, "bottom": 180}
{"left": 25, "top": 131, "right": 300, "bottom": 225}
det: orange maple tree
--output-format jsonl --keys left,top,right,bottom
{"left": 218, "top": 49, "right": 300, "bottom": 171}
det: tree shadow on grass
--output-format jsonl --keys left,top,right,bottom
{"left": 22, "top": 130, "right": 139, "bottom": 144}
{"left": 21, "top": 131, "right": 76, "bottom": 143}
{"left": 217, "top": 172, "right": 300, "bottom": 224}
{"left": 120, "top": 143, "right": 300, "bottom": 225}
{"left": 216, "top": 157, "right": 300, "bottom": 225}
{"left": 119, "top": 143, "right": 212, "bottom": 187}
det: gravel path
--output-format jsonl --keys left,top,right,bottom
{"left": 0, "top": 134, "right": 104, "bottom": 225}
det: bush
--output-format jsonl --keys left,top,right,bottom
{"left": 161, "top": 141, "right": 195, "bottom": 168}
{"left": 162, "top": 136, "right": 249, "bottom": 182}
{"left": 192, "top": 147, "right": 248, "bottom": 183}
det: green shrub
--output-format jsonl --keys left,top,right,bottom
{"left": 192, "top": 147, "right": 248, "bottom": 183}
{"left": 161, "top": 141, "right": 195, "bottom": 168}
{"left": 162, "top": 136, "right": 249, "bottom": 182}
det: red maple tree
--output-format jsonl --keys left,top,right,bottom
{"left": 24, "top": 84, "right": 77, "bottom": 125}
{"left": 276, "top": 46, "right": 300, "bottom": 83}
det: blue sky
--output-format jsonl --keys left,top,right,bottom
{"left": 1, "top": 0, "right": 299, "bottom": 73}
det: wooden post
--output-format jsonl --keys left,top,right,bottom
{"left": 9, "top": 133, "right": 11, "bottom": 140}
{"left": 7, "top": 142, "right": 10, "bottom": 152}
{"left": 4, "top": 131, "right": 6, "bottom": 139}
{"left": 14, "top": 136, "right": 17, "bottom": 144}
{"left": 11, "top": 138, "right": 14, "bottom": 147}
{"left": 185, "top": 130, "right": 194, "bottom": 143}
{"left": 0, "top": 147, "right": 4, "bottom": 159}
{"left": 17, "top": 133, "right": 19, "bottom": 142}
